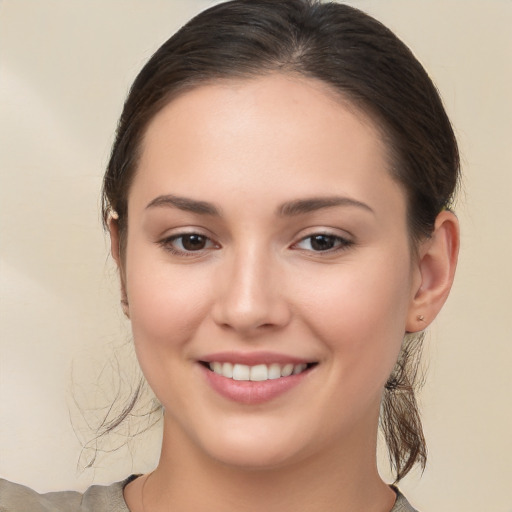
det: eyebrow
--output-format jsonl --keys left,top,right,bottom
{"left": 145, "top": 194, "right": 374, "bottom": 217}
{"left": 145, "top": 194, "right": 221, "bottom": 216}
{"left": 277, "top": 196, "right": 374, "bottom": 216}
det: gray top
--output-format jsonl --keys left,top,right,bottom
{"left": 0, "top": 476, "right": 418, "bottom": 511}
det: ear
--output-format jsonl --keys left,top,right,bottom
{"left": 108, "top": 216, "right": 122, "bottom": 267}
{"left": 108, "top": 216, "right": 130, "bottom": 318}
{"left": 406, "top": 210, "right": 459, "bottom": 332}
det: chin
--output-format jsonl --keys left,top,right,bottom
{"left": 210, "top": 441, "right": 302, "bottom": 471}
{"left": 194, "top": 419, "right": 318, "bottom": 471}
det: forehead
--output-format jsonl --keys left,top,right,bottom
{"left": 132, "top": 74, "right": 403, "bottom": 218}
{"left": 141, "top": 73, "right": 385, "bottom": 158}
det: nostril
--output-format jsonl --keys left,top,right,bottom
{"left": 210, "top": 279, "right": 292, "bottom": 333}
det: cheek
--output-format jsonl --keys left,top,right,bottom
{"left": 298, "top": 254, "right": 413, "bottom": 386}
{"left": 124, "top": 247, "right": 213, "bottom": 370}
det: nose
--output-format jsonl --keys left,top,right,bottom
{"left": 211, "top": 245, "right": 291, "bottom": 336}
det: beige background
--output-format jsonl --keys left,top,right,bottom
{"left": 1, "top": 1, "right": 511, "bottom": 510}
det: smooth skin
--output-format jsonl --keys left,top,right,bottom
{"left": 112, "top": 74, "right": 459, "bottom": 512}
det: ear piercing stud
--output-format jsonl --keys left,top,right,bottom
{"left": 416, "top": 314, "right": 425, "bottom": 322}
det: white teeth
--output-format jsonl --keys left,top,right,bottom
{"left": 208, "top": 361, "right": 310, "bottom": 381}
{"left": 211, "top": 362, "right": 222, "bottom": 373}
{"left": 293, "top": 363, "right": 307, "bottom": 375}
{"left": 268, "top": 363, "right": 281, "bottom": 380}
{"left": 222, "top": 362, "right": 233, "bottom": 378}
{"left": 232, "top": 364, "right": 250, "bottom": 381}
{"left": 250, "top": 364, "right": 268, "bottom": 381}
{"left": 281, "top": 363, "right": 294, "bottom": 377}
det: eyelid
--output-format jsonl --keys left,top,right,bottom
{"left": 157, "top": 230, "right": 220, "bottom": 257}
{"left": 156, "top": 227, "right": 354, "bottom": 256}
{"left": 290, "top": 229, "right": 354, "bottom": 253}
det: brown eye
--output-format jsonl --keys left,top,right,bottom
{"left": 180, "top": 234, "right": 208, "bottom": 251}
{"left": 310, "top": 235, "right": 337, "bottom": 251}
{"left": 294, "top": 233, "right": 353, "bottom": 253}
{"left": 160, "top": 233, "right": 216, "bottom": 255}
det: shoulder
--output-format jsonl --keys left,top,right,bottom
{"left": 0, "top": 479, "right": 82, "bottom": 512}
{"left": 0, "top": 476, "right": 137, "bottom": 512}
{"left": 391, "top": 486, "right": 420, "bottom": 512}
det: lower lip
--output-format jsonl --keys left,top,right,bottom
{"left": 200, "top": 365, "right": 311, "bottom": 405}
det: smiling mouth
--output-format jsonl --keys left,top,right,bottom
{"left": 201, "top": 361, "right": 317, "bottom": 382}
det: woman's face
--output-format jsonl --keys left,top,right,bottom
{"left": 122, "top": 74, "right": 421, "bottom": 469}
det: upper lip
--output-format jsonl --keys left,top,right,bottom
{"left": 199, "top": 351, "right": 314, "bottom": 366}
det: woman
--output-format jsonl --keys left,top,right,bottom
{"left": 0, "top": 1, "right": 459, "bottom": 510}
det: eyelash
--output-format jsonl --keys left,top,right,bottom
{"left": 158, "top": 233, "right": 217, "bottom": 257}
{"left": 158, "top": 231, "right": 353, "bottom": 257}
{"left": 292, "top": 233, "right": 354, "bottom": 254}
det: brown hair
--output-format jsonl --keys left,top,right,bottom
{"left": 102, "top": 0, "right": 459, "bottom": 481}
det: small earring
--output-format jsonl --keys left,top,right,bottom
{"left": 416, "top": 314, "right": 425, "bottom": 322}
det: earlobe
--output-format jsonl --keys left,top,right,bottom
{"left": 108, "top": 215, "right": 130, "bottom": 318}
{"left": 108, "top": 215, "right": 122, "bottom": 267}
{"left": 406, "top": 210, "right": 459, "bottom": 332}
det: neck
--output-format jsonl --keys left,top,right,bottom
{"left": 138, "top": 412, "right": 395, "bottom": 512}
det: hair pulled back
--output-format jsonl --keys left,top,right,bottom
{"left": 102, "top": 0, "right": 459, "bottom": 482}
